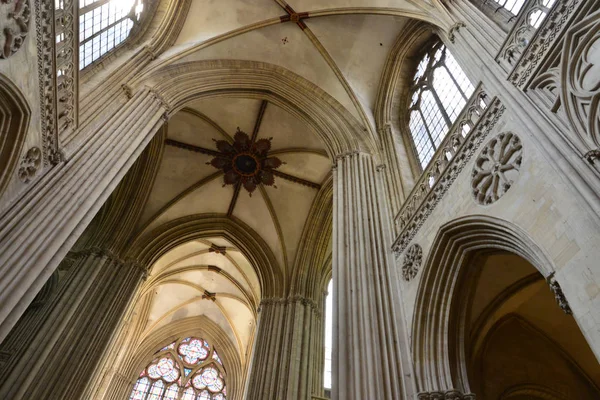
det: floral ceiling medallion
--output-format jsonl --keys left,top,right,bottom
{"left": 208, "top": 128, "right": 283, "bottom": 195}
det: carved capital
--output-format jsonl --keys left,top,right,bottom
{"left": 584, "top": 149, "right": 600, "bottom": 165}
{"left": 547, "top": 272, "right": 573, "bottom": 314}
{"left": 448, "top": 22, "right": 466, "bottom": 44}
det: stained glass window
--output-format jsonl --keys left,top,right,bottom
{"left": 78, "top": 0, "right": 147, "bottom": 70}
{"left": 408, "top": 42, "right": 474, "bottom": 168}
{"left": 128, "top": 337, "right": 228, "bottom": 400}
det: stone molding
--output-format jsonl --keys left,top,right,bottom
{"left": 33, "top": 0, "right": 61, "bottom": 166}
{"left": 66, "top": 247, "right": 148, "bottom": 278}
{"left": 418, "top": 390, "right": 476, "bottom": 400}
{"left": 54, "top": 0, "right": 78, "bottom": 134}
{"left": 259, "top": 296, "right": 321, "bottom": 315}
{"left": 392, "top": 96, "right": 506, "bottom": 255}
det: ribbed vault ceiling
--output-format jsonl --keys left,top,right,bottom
{"left": 133, "top": 0, "right": 446, "bottom": 364}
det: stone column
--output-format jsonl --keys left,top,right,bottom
{"left": 0, "top": 249, "right": 145, "bottom": 400}
{"left": 246, "top": 297, "right": 322, "bottom": 400}
{"left": 0, "top": 88, "right": 167, "bottom": 343}
{"left": 332, "top": 152, "right": 412, "bottom": 400}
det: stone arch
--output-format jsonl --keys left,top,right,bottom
{"left": 0, "top": 73, "right": 31, "bottom": 198}
{"left": 122, "top": 316, "right": 244, "bottom": 400}
{"left": 137, "top": 60, "right": 371, "bottom": 157}
{"left": 127, "top": 213, "right": 284, "bottom": 298}
{"left": 412, "top": 215, "right": 557, "bottom": 394}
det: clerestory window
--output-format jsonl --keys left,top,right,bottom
{"left": 488, "top": 0, "right": 556, "bottom": 28}
{"left": 78, "top": 0, "right": 146, "bottom": 70}
{"left": 129, "top": 337, "right": 228, "bottom": 400}
{"left": 408, "top": 42, "right": 474, "bottom": 168}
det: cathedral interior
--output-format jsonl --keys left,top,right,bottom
{"left": 0, "top": 0, "right": 600, "bottom": 399}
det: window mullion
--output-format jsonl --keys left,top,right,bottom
{"left": 80, "top": 15, "right": 130, "bottom": 46}
{"left": 429, "top": 86, "right": 453, "bottom": 127}
{"left": 443, "top": 64, "right": 469, "bottom": 101}
{"left": 79, "top": 0, "right": 112, "bottom": 15}
{"left": 418, "top": 108, "right": 438, "bottom": 154}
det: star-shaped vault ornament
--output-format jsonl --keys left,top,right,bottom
{"left": 207, "top": 128, "right": 283, "bottom": 195}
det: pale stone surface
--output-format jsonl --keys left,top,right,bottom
{"left": 0, "top": 1, "right": 599, "bottom": 400}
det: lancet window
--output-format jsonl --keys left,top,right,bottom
{"left": 408, "top": 42, "right": 474, "bottom": 168}
{"left": 78, "top": 0, "right": 146, "bottom": 69}
{"left": 129, "top": 337, "right": 228, "bottom": 400}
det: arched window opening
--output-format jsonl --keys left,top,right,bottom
{"left": 489, "top": 0, "right": 556, "bottom": 28}
{"left": 78, "top": 0, "right": 147, "bottom": 70}
{"left": 489, "top": 0, "right": 526, "bottom": 15}
{"left": 324, "top": 280, "right": 333, "bottom": 392}
{"left": 129, "top": 337, "right": 228, "bottom": 400}
{"left": 408, "top": 42, "right": 474, "bottom": 168}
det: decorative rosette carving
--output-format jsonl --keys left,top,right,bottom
{"left": 472, "top": 132, "right": 523, "bottom": 205}
{"left": 208, "top": 128, "right": 283, "bottom": 195}
{"left": 18, "top": 146, "right": 41, "bottom": 183}
{"left": 402, "top": 244, "right": 423, "bottom": 282}
{"left": 0, "top": 0, "right": 30, "bottom": 59}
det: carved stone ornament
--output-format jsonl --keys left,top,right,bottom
{"left": 0, "top": 0, "right": 30, "bottom": 59}
{"left": 208, "top": 128, "right": 283, "bottom": 195}
{"left": 561, "top": 9, "right": 600, "bottom": 148}
{"left": 418, "top": 391, "right": 476, "bottom": 400}
{"left": 402, "top": 244, "right": 423, "bottom": 282}
{"left": 547, "top": 272, "right": 573, "bottom": 315}
{"left": 472, "top": 132, "right": 523, "bottom": 205}
{"left": 18, "top": 146, "right": 41, "bottom": 183}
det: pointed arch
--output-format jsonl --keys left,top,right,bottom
{"left": 0, "top": 73, "right": 31, "bottom": 198}
{"left": 412, "top": 215, "right": 557, "bottom": 393}
{"left": 128, "top": 213, "right": 284, "bottom": 297}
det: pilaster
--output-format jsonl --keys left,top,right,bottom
{"left": 0, "top": 248, "right": 146, "bottom": 400}
{"left": 332, "top": 152, "right": 413, "bottom": 399}
{"left": 0, "top": 88, "right": 168, "bottom": 344}
{"left": 246, "top": 296, "right": 322, "bottom": 400}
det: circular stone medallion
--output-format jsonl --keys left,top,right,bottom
{"left": 471, "top": 132, "right": 523, "bottom": 205}
{"left": 402, "top": 244, "right": 423, "bottom": 282}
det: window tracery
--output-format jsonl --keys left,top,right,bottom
{"left": 487, "top": 0, "right": 556, "bottom": 27}
{"left": 129, "top": 337, "right": 228, "bottom": 400}
{"left": 408, "top": 42, "right": 474, "bottom": 168}
{"left": 78, "top": 0, "right": 146, "bottom": 69}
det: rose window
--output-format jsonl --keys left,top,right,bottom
{"left": 129, "top": 337, "right": 228, "bottom": 400}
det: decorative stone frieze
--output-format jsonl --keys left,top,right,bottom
{"left": 547, "top": 272, "right": 573, "bottom": 314}
{"left": 402, "top": 243, "right": 423, "bottom": 281}
{"left": 508, "top": 0, "right": 583, "bottom": 88}
{"left": 472, "top": 132, "right": 523, "bottom": 205}
{"left": 17, "top": 147, "right": 41, "bottom": 183}
{"left": 418, "top": 390, "right": 476, "bottom": 399}
{"left": 0, "top": 0, "right": 30, "bottom": 59}
{"left": 392, "top": 95, "right": 505, "bottom": 254}
{"left": 54, "top": 0, "right": 78, "bottom": 133}
{"left": 258, "top": 295, "right": 320, "bottom": 315}
{"left": 34, "top": 0, "right": 60, "bottom": 166}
